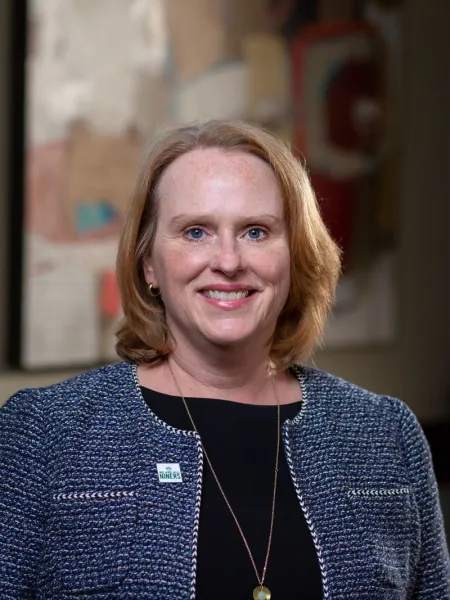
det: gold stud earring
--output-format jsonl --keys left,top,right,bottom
{"left": 148, "top": 282, "right": 161, "bottom": 297}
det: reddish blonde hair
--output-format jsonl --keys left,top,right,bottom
{"left": 115, "top": 120, "right": 341, "bottom": 369}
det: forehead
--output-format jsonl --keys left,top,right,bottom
{"left": 157, "top": 148, "right": 283, "bottom": 214}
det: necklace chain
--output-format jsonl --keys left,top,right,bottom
{"left": 168, "top": 361, "right": 281, "bottom": 591}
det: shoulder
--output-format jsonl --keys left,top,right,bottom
{"left": 1, "top": 362, "right": 137, "bottom": 426}
{"left": 295, "top": 365, "right": 434, "bottom": 483}
{"left": 295, "top": 364, "right": 416, "bottom": 435}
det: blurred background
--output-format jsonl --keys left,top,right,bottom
{"left": 0, "top": 0, "right": 449, "bottom": 536}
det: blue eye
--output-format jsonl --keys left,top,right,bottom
{"left": 185, "top": 228, "right": 206, "bottom": 241}
{"left": 245, "top": 228, "right": 266, "bottom": 240}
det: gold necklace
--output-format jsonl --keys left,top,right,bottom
{"left": 168, "top": 361, "right": 280, "bottom": 600}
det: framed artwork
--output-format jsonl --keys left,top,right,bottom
{"left": 13, "top": 0, "right": 401, "bottom": 368}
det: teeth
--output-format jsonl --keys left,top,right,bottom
{"left": 203, "top": 290, "right": 250, "bottom": 300}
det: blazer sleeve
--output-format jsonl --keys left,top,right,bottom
{"left": 398, "top": 401, "right": 450, "bottom": 599}
{"left": 0, "top": 389, "right": 48, "bottom": 598}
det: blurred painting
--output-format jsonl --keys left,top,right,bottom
{"left": 21, "top": 0, "right": 402, "bottom": 368}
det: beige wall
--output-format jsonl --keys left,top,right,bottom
{"left": 0, "top": 0, "right": 449, "bottom": 421}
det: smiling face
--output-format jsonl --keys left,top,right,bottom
{"left": 143, "top": 148, "right": 291, "bottom": 355}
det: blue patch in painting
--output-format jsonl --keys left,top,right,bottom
{"left": 75, "top": 200, "right": 120, "bottom": 233}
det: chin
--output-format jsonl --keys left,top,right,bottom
{"left": 200, "top": 326, "right": 260, "bottom": 348}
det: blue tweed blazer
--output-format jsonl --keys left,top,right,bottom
{"left": 0, "top": 362, "right": 449, "bottom": 599}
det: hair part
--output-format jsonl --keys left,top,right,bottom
{"left": 115, "top": 120, "right": 341, "bottom": 370}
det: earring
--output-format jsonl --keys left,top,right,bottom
{"left": 148, "top": 282, "right": 161, "bottom": 297}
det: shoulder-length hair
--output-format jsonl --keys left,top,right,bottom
{"left": 115, "top": 119, "right": 341, "bottom": 369}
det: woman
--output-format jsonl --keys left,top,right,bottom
{"left": 0, "top": 120, "right": 448, "bottom": 599}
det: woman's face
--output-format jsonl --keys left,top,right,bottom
{"left": 144, "top": 148, "right": 291, "bottom": 353}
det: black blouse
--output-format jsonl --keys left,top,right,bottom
{"left": 141, "top": 386, "right": 322, "bottom": 599}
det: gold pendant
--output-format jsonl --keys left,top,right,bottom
{"left": 253, "top": 586, "right": 271, "bottom": 600}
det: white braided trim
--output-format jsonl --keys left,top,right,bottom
{"left": 284, "top": 430, "right": 330, "bottom": 599}
{"left": 349, "top": 487, "right": 411, "bottom": 498}
{"left": 289, "top": 364, "right": 308, "bottom": 426}
{"left": 189, "top": 437, "right": 204, "bottom": 600}
{"left": 131, "top": 363, "right": 199, "bottom": 438}
{"left": 54, "top": 490, "right": 137, "bottom": 501}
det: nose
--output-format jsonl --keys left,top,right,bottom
{"left": 209, "top": 234, "right": 244, "bottom": 277}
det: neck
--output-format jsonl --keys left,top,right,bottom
{"left": 167, "top": 340, "right": 277, "bottom": 405}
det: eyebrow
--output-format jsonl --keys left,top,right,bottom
{"left": 169, "top": 213, "right": 283, "bottom": 228}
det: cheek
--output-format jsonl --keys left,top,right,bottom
{"left": 153, "top": 245, "right": 206, "bottom": 286}
{"left": 256, "top": 246, "right": 291, "bottom": 285}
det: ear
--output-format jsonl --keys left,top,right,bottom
{"left": 143, "top": 256, "right": 158, "bottom": 288}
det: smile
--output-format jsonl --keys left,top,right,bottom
{"left": 201, "top": 290, "right": 251, "bottom": 301}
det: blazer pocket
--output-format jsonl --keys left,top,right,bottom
{"left": 348, "top": 486, "right": 414, "bottom": 539}
{"left": 348, "top": 486, "right": 418, "bottom": 591}
{"left": 47, "top": 490, "right": 138, "bottom": 594}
